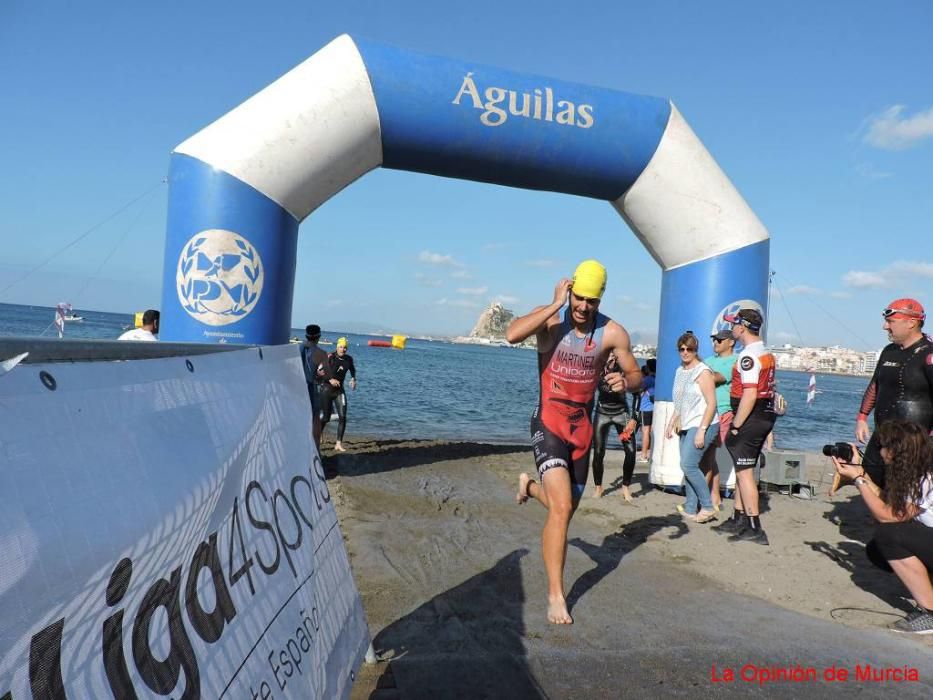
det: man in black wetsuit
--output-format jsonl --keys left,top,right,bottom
{"left": 591, "top": 351, "right": 640, "bottom": 502}
{"left": 321, "top": 337, "right": 357, "bottom": 452}
{"left": 855, "top": 298, "right": 933, "bottom": 487}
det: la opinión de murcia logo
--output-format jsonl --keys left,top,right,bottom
{"left": 176, "top": 229, "right": 263, "bottom": 326}
{"left": 452, "top": 72, "right": 595, "bottom": 129}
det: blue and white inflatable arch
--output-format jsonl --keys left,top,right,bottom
{"left": 160, "top": 34, "right": 769, "bottom": 482}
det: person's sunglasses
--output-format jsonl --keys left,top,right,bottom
{"left": 678, "top": 346, "right": 696, "bottom": 353}
{"left": 882, "top": 307, "right": 921, "bottom": 319}
{"left": 711, "top": 337, "right": 724, "bottom": 343}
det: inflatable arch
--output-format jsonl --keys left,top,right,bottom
{"left": 160, "top": 34, "right": 769, "bottom": 483}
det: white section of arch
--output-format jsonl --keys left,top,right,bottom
{"left": 613, "top": 103, "right": 769, "bottom": 271}
{"left": 174, "top": 35, "right": 382, "bottom": 220}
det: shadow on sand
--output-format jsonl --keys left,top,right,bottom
{"left": 321, "top": 438, "right": 526, "bottom": 479}
{"left": 367, "top": 548, "right": 545, "bottom": 699}
{"left": 803, "top": 495, "right": 913, "bottom": 613}
{"left": 568, "top": 514, "right": 688, "bottom": 612}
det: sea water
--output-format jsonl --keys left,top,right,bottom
{"left": 0, "top": 302, "right": 867, "bottom": 451}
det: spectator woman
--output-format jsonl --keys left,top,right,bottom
{"left": 832, "top": 419, "right": 933, "bottom": 634}
{"left": 665, "top": 331, "right": 719, "bottom": 523}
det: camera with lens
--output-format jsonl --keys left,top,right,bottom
{"left": 822, "top": 442, "right": 856, "bottom": 462}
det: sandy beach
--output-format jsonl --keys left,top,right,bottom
{"left": 318, "top": 437, "right": 933, "bottom": 698}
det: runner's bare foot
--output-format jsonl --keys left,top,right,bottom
{"left": 593, "top": 485, "right": 603, "bottom": 499}
{"left": 516, "top": 472, "right": 532, "bottom": 504}
{"left": 547, "top": 595, "right": 573, "bottom": 624}
{"left": 621, "top": 485, "right": 633, "bottom": 504}
{"left": 334, "top": 442, "right": 346, "bottom": 452}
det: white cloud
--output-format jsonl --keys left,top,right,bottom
{"left": 525, "top": 259, "right": 556, "bottom": 268}
{"left": 830, "top": 291, "right": 851, "bottom": 299}
{"left": 494, "top": 294, "right": 519, "bottom": 305}
{"left": 863, "top": 105, "right": 933, "bottom": 150}
{"left": 435, "top": 297, "right": 481, "bottom": 309}
{"left": 457, "top": 286, "right": 488, "bottom": 296}
{"left": 418, "top": 250, "right": 463, "bottom": 267}
{"left": 889, "top": 261, "right": 933, "bottom": 278}
{"left": 786, "top": 285, "right": 822, "bottom": 295}
{"left": 843, "top": 260, "right": 933, "bottom": 289}
{"left": 843, "top": 270, "right": 888, "bottom": 289}
{"left": 855, "top": 162, "right": 893, "bottom": 179}
{"left": 451, "top": 269, "right": 472, "bottom": 279}
{"left": 415, "top": 272, "right": 443, "bottom": 288}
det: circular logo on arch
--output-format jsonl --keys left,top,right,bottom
{"left": 712, "top": 299, "right": 764, "bottom": 337}
{"left": 176, "top": 229, "right": 263, "bottom": 326}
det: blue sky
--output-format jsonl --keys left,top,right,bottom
{"left": 1, "top": 1, "right": 930, "bottom": 348}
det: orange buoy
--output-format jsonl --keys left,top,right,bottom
{"left": 367, "top": 340, "right": 392, "bottom": 347}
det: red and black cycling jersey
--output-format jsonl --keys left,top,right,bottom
{"left": 859, "top": 337, "right": 933, "bottom": 431}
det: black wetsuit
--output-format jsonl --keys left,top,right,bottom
{"left": 591, "top": 361, "right": 641, "bottom": 489}
{"left": 859, "top": 336, "right": 933, "bottom": 486}
{"left": 320, "top": 353, "right": 357, "bottom": 441}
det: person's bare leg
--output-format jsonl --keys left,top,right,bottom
{"left": 334, "top": 441, "right": 346, "bottom": 452}
{"left": 640, "top": 426, "right": 651, "bottom": 461}
{"left": 540, "top": 469, "right": 574, "bottom": 624}
{"left": 711, "top": 473, "right": 722, "bottom": 509}
{"left": 889, "top": 557, "right": 933, "bottom": 609}
{"left": 736, "top": 469, "right": 757, "bottom": 515}
{"left": 593, "top": 484, "right": 603, "bottom": 498}
{"left": 621, "top": 485, "right": 633, "bottom": 503}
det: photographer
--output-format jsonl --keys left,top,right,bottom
{"left": 831, "top": 420, "right": 933, "bottom": 634}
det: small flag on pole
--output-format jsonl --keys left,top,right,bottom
{"left": 807, "top": 372, "right": 816, "bottom": 405}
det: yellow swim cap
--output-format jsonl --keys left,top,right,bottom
{"left": 336, "top": 337, "right": 348, "bottom": 348}
{"left": 571, "top": 260, "right": 607, "bottom": 299}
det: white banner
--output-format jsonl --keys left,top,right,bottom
{"left": 0, "top": 344, "right": 370, "bottom": 699}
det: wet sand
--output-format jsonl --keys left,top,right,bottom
{"left": 317, "top": 437, "right": 933, "bottom": 698}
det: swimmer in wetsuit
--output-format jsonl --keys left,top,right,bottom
{"left": 320, "top": 337, "right": 357, "bottom": 452}
{"left": 855, "top": 299, "right": 933, "bottom": 488}
{"left": 507, "top": 260, "right": 641, "bottom": 624}
{"left": 591, "top": 351, "right": 640, "bottom": 501}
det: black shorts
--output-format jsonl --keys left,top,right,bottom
{"left": 641, "top": 410, "right": 654, "bottom": 427}
{"left": 867, "top": 521, "right": 933, "bottom": 572}
{"left": 725, "top": 412, "right": 775, "bottom": 471}
{"left": 530, "top": 415, "right": 588, "bottom": 499}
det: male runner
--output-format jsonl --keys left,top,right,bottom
{"left": 508, "top": 260, "right": 641, "bottom": 624}
{"left": 853, "top": 299, "right": 933, "bottom": 488}
{"left": 712, "top": 308, "right": 775, "bottom": 546}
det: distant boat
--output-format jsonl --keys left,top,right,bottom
{"left": 63, "top": 314, "right": 83, "bottom": 322}
{"left": 807, "top": 372, "right": 816, "bottom": 405}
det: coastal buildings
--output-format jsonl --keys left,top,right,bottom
{"left": 771, "top": 344, "right": 881, "bottom": 376}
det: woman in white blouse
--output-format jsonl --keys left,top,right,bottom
{"left": 665, "top": 331, "right": 719, "bottom": 523}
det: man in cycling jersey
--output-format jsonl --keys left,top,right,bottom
{"left": 507, "top": 259, "right": 641, "bottom": 624}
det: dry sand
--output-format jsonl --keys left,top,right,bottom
{"left": 318, "top": 437, "right": 933, "bottom": 699}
